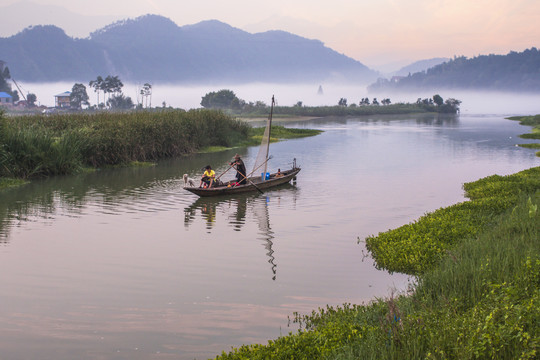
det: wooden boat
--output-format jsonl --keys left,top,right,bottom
{"left": 184, "top": 167, "right": 300, "bottom": 197}
{"left": 184, "top": 95, "right": 300, "bottom": 197}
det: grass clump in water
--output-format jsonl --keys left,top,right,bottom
{"left": 508, "top": 114, "right": 540, "bottom": 156}
{"left": 0, "top": 177, "right": 28, "bottom": 190}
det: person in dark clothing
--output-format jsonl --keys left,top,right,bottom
{"left": 231, "top": 154, "right": 247, "bottom": 185}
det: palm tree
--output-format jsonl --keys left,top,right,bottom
{"left": 89, "top": 76, "right": 104, "bottom": 107}
{"left": 140, "top": 83, "right": 152, "bottom": 108}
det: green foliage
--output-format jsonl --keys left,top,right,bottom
{"left": 0, "top": 125, "right": 86, "bottom": 178}
{"left": 201, "top": 89, "right": 243, "bottom": 109}
{"left": 432, "top": 94, "right": 443, "bottom": 106}
{"left": 0, "top": 176, "right": 28, "bottom": 190}
{"left": 365, "top": 167, "right": 540, "bottom": 275}
{"left": 0, "top": 66, "right": 19, "bottom": 100}
{"left": 70, "top": 83, "right": 89, "bottom": 109}
{"left": 214, "top": 189, "right": 540, "bottom": 360}
{"left": 235, "top": 103, "right": 437, "bottom": 118}
{"left": 0, "top": 110, "right": 251, "bottom": 177}
{"left": 26, "top": 93, "right": 37, "bottom": 106}
{"left": 106, "top": 94, "right": 134, "bottom": 110}
{"left": 213, "top": 117, "right": 539, "bottom": 359}
{"left": 249, "top": 125, "right": 322, "bottom": 140}
{"left": 508, "top": 115, "right": 540, "bottom": 156}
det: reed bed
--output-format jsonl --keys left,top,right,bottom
{"left": 0, "top": 109, "right": 250, "bottom": 178}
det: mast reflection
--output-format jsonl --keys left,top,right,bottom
{"left": 183, "top": 185, "right": 297, "bottom": 280}
{"left": 252, "top": 196, "right": 277, "bottom": 280}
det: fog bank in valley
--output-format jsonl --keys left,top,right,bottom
{"left": 23, "top": 82, "right": 540, "bottom": 116}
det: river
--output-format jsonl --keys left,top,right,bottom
{"left": 0, "top": 113, "right": 538, "bottom": 359}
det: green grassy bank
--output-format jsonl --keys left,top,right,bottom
{"left": 231, "top": 103, "right": 438, "bottom": 119}
{"left": 0, "top": 110, "right": 321, "bottom": 187}
{"left": 0, "top": 109, "right": 250, "bottom": 179}
{"left": 507, "top": 114, "right": 540, "bottom": 156}
{"left": 214, "top": 166, "right": 539, "bottom": 359}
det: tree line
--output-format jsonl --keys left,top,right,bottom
{"left": 200, "top": 89, "right": 461, "bottom": 114}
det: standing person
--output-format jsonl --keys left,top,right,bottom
{"left": 199, "top": 165, "right": 215, "bottom": 188}
{"left": 231, "top": 154, "right": 247, "bottom": 185}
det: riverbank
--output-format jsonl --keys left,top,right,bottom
{"left": 212, "top": 114, "right": 540, "bottom": 358}
{"left": 214, "top": 166, "right": 540, "bottom": 360}
{"left": 0, "top": 110, "right": 322, "bottom": 190}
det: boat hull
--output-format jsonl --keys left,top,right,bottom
{"left": 184, "top": 168, "right": 300, "bottom": 197}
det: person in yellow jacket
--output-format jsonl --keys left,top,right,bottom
{"left": 199, "top": 165, "right": 215, "bottom": 188}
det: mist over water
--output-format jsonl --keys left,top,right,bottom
{"left": 22, "top": 82, "right": 540, "bottom": 115}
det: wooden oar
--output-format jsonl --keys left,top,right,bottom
{"left": 232, "top": 164, "right": 264, "bottom": 194}
{"left": 215, "top": 163, "right": 234, "bottom": 181}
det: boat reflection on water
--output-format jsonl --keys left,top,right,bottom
{"left": 184, "top": 184, "right": 297, "bottom": 280}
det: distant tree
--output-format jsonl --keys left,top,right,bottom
{"left": 107, "top": 94, "right": 134, "bottom": 110}
{"left": 103, "top": 75, "right": 124, "bottom": 106}
{"left": 433, "top": 94, "right": 444, "bottom": 106}
{"left": 26, "top": 93, "right": 37, "bottom": 107}
{"left": 70, "top": 83, "right": 89, "bottom": 109}
{"left": 381, "top": 98, "right": 391, "bottom": 105}
{"left": 439, "top": 98, "right": 462, "bottom": 113}
{"left": 2, "top": 67, "right": 10, "bottom": 80}
{"left": 338, "top": 98, "right": 347, "bottom": 106}
{"left": 201, "top": 89, "right": 242, "bottom": 109}
{"left": 294, "top": 101, "right": 303, "bottom": 107}
{"left": 89, "top": 76, "right": 104, "bottom": 106}
{"left": 0, "top": 66, "right": 19, "bottom": 101}
{"left": 360, "top": 97, "right": 370, "bottom": 106}
{"left": 140, "top": 83, "right": 152, "bottom": 108}
{"left": 372, "top": 98, "right": 379, "bottom": 106}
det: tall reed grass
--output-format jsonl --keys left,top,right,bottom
{"left": 0, "top": 109, "right": 250, "bottom": 178}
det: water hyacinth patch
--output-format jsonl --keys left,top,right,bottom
{"left": 364, "top": 167, "right": 540, "bottom": 275}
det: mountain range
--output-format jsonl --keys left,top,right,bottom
{"left": 392, "top": 57, "right": 450, "bottom": 77}
{"left": 369, "top": 48, "right": 540, "bottom": 92}
{"left": 0, "top": 15, "right": 378, "bottom": 84}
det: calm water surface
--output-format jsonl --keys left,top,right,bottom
{"left": 0, "top": 113, "right": 538, "bottom": 359}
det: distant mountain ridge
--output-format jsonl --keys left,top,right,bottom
{"left": 0, "top": 15, "right": 378, "bottom": 84}
{"left": 393, "top": 57, "right": 450, "bottom": 77}
{"left": 369, "top": 48, "right": 540, "bottom": 92}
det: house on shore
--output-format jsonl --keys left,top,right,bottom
{"left": 0, "top": 91, "right": 13, "bottom": 106}
{"left": 55, "top": 91, "right": 71, "bottom": 108}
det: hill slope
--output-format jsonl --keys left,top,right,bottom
{"left": 0, "top": 15, "right": 378, "bottom": 84}
{"left": 393, "top": 57, "right": 450, "bottom": 77}
{"left": 368, "top": 48, "right": 540, "bottom": 92}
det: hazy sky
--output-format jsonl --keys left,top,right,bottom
{"left": 1, "top": 0, "right": 539, "bottom": 69}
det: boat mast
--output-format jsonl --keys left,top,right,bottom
{"left": 263, "top": 95, "right": 274, "bottom": 177}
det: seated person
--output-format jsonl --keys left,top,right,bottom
{"left": 199, "top": 165, "right": 215, "bottom": 188}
